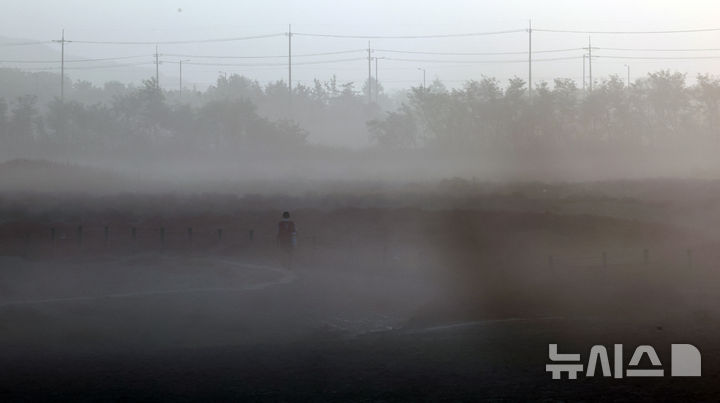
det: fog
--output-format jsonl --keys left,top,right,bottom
{"left": 2, "top": 68, "right": 720, "bottom": 184}
{"left": 2, "top": 2, "right": 720, "bottom": 401}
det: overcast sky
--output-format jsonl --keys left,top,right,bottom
{"left": 2, "top": 0, "right": 720, "bottom": 91}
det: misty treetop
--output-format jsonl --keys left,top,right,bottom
{"left": 1, "top": 68, "right": 719, "bottom": 166}
{"left": 0, "top": 70, "right": 392, "bottom": 158}
{"left": 369, "top": 72, "right": 720, "bottom": 151}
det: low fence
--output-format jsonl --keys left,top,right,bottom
{"left": 0, "top": 224, "right": 263, "bottom": 255}
{"left": 0, "top": 224, "right": 710, "bottom": 273}
{"left": 543, "top": 247, "right": 698, "bottom": 270}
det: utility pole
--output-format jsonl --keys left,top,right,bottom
{"left": 60, "top": 30, "right": 65, "bottom": 101}
{"left": 528, "top": 20, "right": 532, "bottom": 99}
{"left": 417, "top": 68, "right": 426, "bottom": 90}
{"left": 582, "top": 54, "right": 586, "bottom": 91}
{"left": 367, "top": 41, "right": 372, "bottom": 104}
{"left": 179, "top": 59, "right": 190, "bottom": 95}
{"left": 288, "top": 24, "right": 293, "bottom": 113}
{"left": 588, "top": 36, "right": 593, "bottom": 92}
{"left": 375, "top": 57, "right": 379, "bottom": 103}
{"left": 52, "top": 30, "right": 68, "bottom": 101}
{"left": 154, "top": 45, "right": 160, "bottom": 89}
{"left": 625, "top": 64, "right": 630, "bottom": 88}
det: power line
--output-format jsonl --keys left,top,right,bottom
{"left": 9, "top": 23, "right": 720, "bottom": 48}
{"left": 1, "top": 54, "right": 583, "bottom": 71}
{"left": 67, "top": 33, "right": 285, "bottom": 45}
{"left": 375, "top": 47, "right": 582, "bottom": 56}
{"left": 1, "top": 62, "right": 155, "bottom": 71}
{"left": 382, "top": 56, "right": 582, "bottom": 64}
{"left": 596, "top": 55, "right": 720, "bottom": 60}
{"left": 0, "top": 40, "right": 52, "bottom": 47}
{"left": 535, "top": 27, "right": 720, "bottom": 34}
{"left": 0, "top": 55, "right": 150, "bottom": 64}
{"left": 5, "top": 52, "right": 718, "bottom": 73}
{"left": 168, "top": 55, "right": 580, "bottom": 68}
{"left": 178, "top": 67, "right": 287, "bottom": 73}
{"left": 161, "top": 49, "right": 365, "bottom": 59}
{"left": 7, "top": 48, "right": 714, "bottom": 69}
{"left": 596, "top": 47, "right": 720, "bottom": 52}
{"left": 65, "top": 62, "right": 155, "bottom": 70}
{"left": 292, "top": 29, "right": 526, "bottom": 39}
{"left": 5, "top": 23, "right": 720, "bottom": 89}
{"left": 174, "top": 57, "right": 365, "bottom": 67}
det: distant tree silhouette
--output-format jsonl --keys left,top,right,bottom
{"left": 1, "top": 67, "right": 719, "bottom": 170}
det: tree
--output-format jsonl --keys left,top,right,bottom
{"left": 368, "top": 104, "right": 418, "bottom": 149}
{"left": 644, "top": 70, "right": 689, "bottom": 140}
{"left": 9, "top": 95, "right": 39, "bottom": 143}
{"left": 112, "top": 77, "right": 169, "bottom": 141}
{"left": 695, "top": 74, "right": 720, "bottom": 138}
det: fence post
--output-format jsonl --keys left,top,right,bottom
{"left": 217, "top": 228, "right": 223, "bottom": 241}
{"left": 602, "top": 251, "right": 607, "bottom": 268}
{"left": 643, "top": 248, "right": 649, "bottom": 265}
{"left": 77, "top": 226, "right": 83, "bottom": 246}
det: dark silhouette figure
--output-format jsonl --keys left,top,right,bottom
{"left": 277, "top": 211, "right": 296, "bottom": 268}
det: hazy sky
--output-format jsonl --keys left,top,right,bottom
{"left": 2, "top": 0, "right": 720, "bottom": 91}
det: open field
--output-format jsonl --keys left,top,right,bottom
{"left": 1, "top": 178, "right": 720, "bottom": 401}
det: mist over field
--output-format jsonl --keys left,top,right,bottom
{"left": 2, "top": 1, "right": 720, "bottom": 401}
{"left": 2, "top": 68, "right": 720, "bottom": 187}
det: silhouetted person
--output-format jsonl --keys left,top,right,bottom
{"left": 277, "top": 211, "right": 296, "bottom": 268}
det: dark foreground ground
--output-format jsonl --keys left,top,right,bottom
{"left": 0, "top": 257, "right": 717, "bottom": 402}
{"left": 2, "top": 318, "right": 717, "bottom": 402}
{"left": 2, "top": 182, "right": 720, "bottom": 401}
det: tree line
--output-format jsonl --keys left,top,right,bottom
{"left": 1, "top": 67, "right": 719, "bottom": 168}
{"left": 0, "top": 70, "right": 392, "bottom": 162}
{"left": 369, "top": 71, "right": 720, "bottom": 154}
